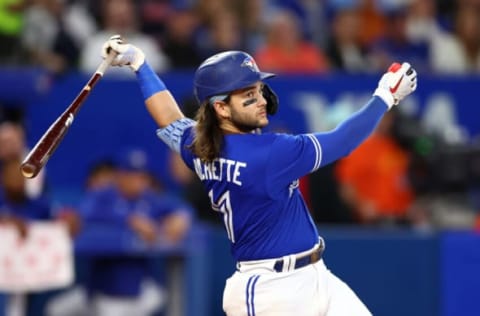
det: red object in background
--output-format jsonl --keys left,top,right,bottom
{"left": 475, "top": 214, "right": 480, "bottom": 230}
{"left": 299, "top": 176, "right": 311, "bottom": 210}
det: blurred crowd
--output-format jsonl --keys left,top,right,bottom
{"left": 0, "top": 110, "right": 193, "bottom": 315}
{"left": 0, "top": 0, "right": 480, "bottom": 75}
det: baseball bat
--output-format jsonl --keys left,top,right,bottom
{"left": 20, "top": 52, "right": 117, "bottom": 179}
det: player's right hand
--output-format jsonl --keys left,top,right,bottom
{"left": 373, "top": 62, "right": 417, "bottom": 109}
{"left": 101, "top": 35, "right": 145, "bottom": 71}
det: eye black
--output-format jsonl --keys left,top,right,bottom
{"left": 243, "top": 98, "right": 257, "bottom": 106}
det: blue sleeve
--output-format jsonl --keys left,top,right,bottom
{"left": 266, "top": 96, "right": 387, "bottom": 188}
{"left": 315, "top": 96, "right": 387, "bottom": 167}
{"left": 266, "top": 133, "right": 322, "bottom": 188}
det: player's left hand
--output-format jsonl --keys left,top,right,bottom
{"left": 374, "top": 62, "right": 417, "bottom": 109}
{"left": 101, "top": 35, "right": 145, "bottom": 71}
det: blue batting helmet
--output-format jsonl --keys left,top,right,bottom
{"left": 193, "top": 51, "right": 275, "bottom": 104}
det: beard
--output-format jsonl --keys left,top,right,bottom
{"left": 230, "top": 112, "right": 268, "bottom": 133}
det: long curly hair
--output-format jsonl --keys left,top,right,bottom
{"left": 188, "top": 99, "right": 229, "bottom": 162}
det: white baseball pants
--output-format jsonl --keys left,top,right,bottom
{"left": 223, "top": 259, "right": 372, "bottom": 316}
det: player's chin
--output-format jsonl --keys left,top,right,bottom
{"left": 257, "top": 117, "right": 269, "bottom": 127}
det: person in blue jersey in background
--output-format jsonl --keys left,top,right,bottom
{"left": 101, "top": 35, "right": 417, "bottom": 316}
{"left": 0, "top": 157, "right": 80, "bottom": 316}
{"left": 77, "top": 148, "right": 192, "bottom": 316}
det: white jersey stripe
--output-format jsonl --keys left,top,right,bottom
{"left": 306, "top": 134, "right": 322, "bottom": 171}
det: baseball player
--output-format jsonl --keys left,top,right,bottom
{"left": 102, "top": 35, "right": 417, "bottom": 316}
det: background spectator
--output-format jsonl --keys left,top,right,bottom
{"left": 334, "top": 109, "right": 423, "bottom": 227}
{"left": 325, "top": 7, "right": 370, "bottom": 72}
{"left": 0, "top": 120, "right": 46, "bottom": 200}
{"left": 161, "top": 5, "right": 202, "bottom": 69}
{"left": 430, "top": 3, "right": 480, "bottom": 74}
{"left": 254, "top": 8, "right": 329, "bottom": 73}
{"left": 230, "top": 0, "right": 269, "bottom": 52}
{"left": 405, "top": 0, "right": 442, "bottom": 45}
{"left": 138, "top": 0, "right": 171, "bottom": 38}
{"left": 356, "top": 0, "right": 387, "bottom": 47}
{"left": 80, "top": 0, "right": 168, "bottom": 74}
{"left": 85, "top": 159, "right": 116, "bottom": 192}
{"left": 77, "top": 148, "right": 192, "bottom": 316}
{"left": 194, "top": 6, "right": 243, "bottom": 60}
{"left": 21, "top": 0, "right": 81, "bottom": 74}
{"left": 366, "top": 4, "right": 430, "bottom": 73}
{"left": 0, "top": 158, "right": 79, "bottom": 316}
{"left": 0, "top": 0, "right": 25, "bottom": 64}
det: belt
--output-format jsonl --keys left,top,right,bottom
{"left": 236, "top": 238, "right": 325, "bottom": 273}
{"left": 273, "top": 241, "right": 324, "bottom": 272}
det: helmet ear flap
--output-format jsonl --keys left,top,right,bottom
{"left": 263, "top": 84, "right": 279, "bottom": 115}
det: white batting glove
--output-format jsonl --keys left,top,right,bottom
{"left": 101, "top": 35, "right": 145, "bottom": 71}
{"left": 373, "top": 62, "right": 417, "bottom": 109}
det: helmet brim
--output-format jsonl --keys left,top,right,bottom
{"left": 259, "top": 72, "right": 276, "bottom": 80}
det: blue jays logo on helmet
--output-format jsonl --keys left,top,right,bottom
{"left": 241, "top": 57, "right": 260, "bottom": 72}
{"left": 194, "top": 51, "right": 275, "bottom": 104}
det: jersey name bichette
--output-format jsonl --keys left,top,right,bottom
{"left": 193, "top": 158, "right": 246, "bottom": 185}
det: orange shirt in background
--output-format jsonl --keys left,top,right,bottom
{"left": 254, "top": 43, "right": 329, "bottom": 74}
{"left": 335, "top": 133, "right": 413, "bottom": 217}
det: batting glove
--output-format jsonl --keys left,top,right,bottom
{"left": 101, "top": 35, "right": 145, "bottom": 71}
{"left": 373, "top": 62, "right": 417, "bottom": 109}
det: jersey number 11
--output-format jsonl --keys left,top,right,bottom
{"left": 208, "top": 189, "right": 235, "bottom": 242}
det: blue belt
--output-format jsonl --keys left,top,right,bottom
{"left": 273, "top": 242, "right": 325, "bottom": 272}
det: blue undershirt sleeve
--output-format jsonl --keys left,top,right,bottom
{"left": 136, "top": 62, "right": 167, "bottom": 100}
{"left": 315, "top": 96, "right": 387, "bottom": 167}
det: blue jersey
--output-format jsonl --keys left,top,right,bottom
{"left": 160, "top": 96, "right": 387, "bottom": 261}
{"left": 181, "top": 132, "right": 320, "bottom": 261}
{"left": 0, "top": 196, "right": 52, "bottom": 221}
{"left": 78, "top": 186, "right": 191, "bottom": 224}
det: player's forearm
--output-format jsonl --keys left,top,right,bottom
{"left": 137, "top": 62, "right": 184, "bottom": 128}
{"left": 331, "top": 96, "right": 386, "bottom": 151}
{"left": 316, "top": 97, "right": 386, "bottom": 166}
{"left": 145, "top": 91, "right": 184, "bottom": 128}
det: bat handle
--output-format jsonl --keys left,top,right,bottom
{"left": 97, "top": 51, "right": 118, "bottom": 75}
